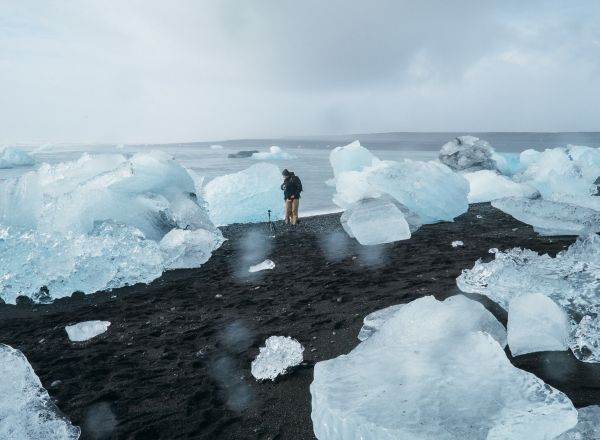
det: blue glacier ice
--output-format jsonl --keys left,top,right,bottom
{"left": 0, "top": 151, "right": 223, "bottom": 304}
{"left": 0, "top": 147, "right": 35, "bottom": 169}
{"left": 0, "top": 344, "right": 81, "bottom": 439}
{"left": 203, "top": 162, "right": 284, "bottom": 225}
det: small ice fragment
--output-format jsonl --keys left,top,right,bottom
{"left": 0, "top": 344, "right": 81, "bottom": 439}
{"left": 572, "top": 315, "right": 600, "bottom": 362}
{"left": 65, "top": 321, "right": 111, "bottom": 342}
{"left": 248, "top": 259, "right": 275, "bottom": 273}
{"left": 251, "top": 336, "right": 304, "bottom": 381}
{"left": 476, "top": 214, "right": 483, "bottom": 219}
{"left": 507, "top": 293, "right": 570, "bottom": 356}
{"left": 210, "top": 144, "right": 223, "bottom": 150}
{"left": 357, "top": 304, "right": 405, "bottom": 341}
{"left": 451, "top": 240, "right": 464, "bottom": 247}
{"left": 556, "top": 405, "right": 600, "bottom": 439}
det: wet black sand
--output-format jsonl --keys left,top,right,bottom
{"left": 1, "top": 203, "right": 599, "bottom": 439}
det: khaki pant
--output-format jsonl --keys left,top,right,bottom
{"left": 285, "top": 198, "right": 300, "bottom": 225}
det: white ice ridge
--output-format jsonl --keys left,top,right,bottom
{"left": 252, "top": 145, "right": 296, "bottom": 160}
{"left": 251, "top": 336, "right": 304, "bottom": 381}
{"left": 557, "top": 405, "right": 600, "bottom": 439}
{"left": 65, "top": 321, "right": 111, "bottom": 342}
{"left": 451, "top": 240, "right": 464, "bottom": 247}
{"left": 311, "top": 295, "right": 576, "bottom": 440}
{"left": 203, "top": 162, "right": 284, "bottom": 226}
{"left": 457, "top": 234, "right": 600, "bottom": 362}
{"left": 248, "top": 259, "right": 275, "bottom": 273}
{"left": 330, "top": 141, "right": 469, "bottom": 225}
{"left": 507, "top": 293, "right": 570, "bottom": 356}
{"left": 0, "top": 344, "right": 81, "bottom": 439}
{"left": 492, "top": 197, "right": 600, "bottom": 236}
{"left": 464, "top": 170, "right": 538, "bottom": 203}
{"left": 210, "top": 144, "right": 223, "bottom": 150}
{"left": 0, "top": 151, "right": 224, "bottom": 304}
{"left": 340, "top": 197, "right": 411, "bottom": 245}
{"left": 439, "top": 135, "right": 498, "bottom": 171}
{"left": 0, "top": 147, "right": 35, "bottom": 169}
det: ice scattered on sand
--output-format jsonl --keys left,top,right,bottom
{"left": 492, "top": 197, "right": 600, "bottom": 236}
{"left": 0, "top": 344, "right": 81, "bottom": 439}
{"left": 311, "top": 295, "right": 575, "bottom": 440}
{"left": 439, "top": 135, "right": 498, "bottom": 172}
{"left": 357, "top": 303, "right": 405, "bottom": 341}
{"left": 65, "top": 321, "right": 111, "bottom": 342}
{"left": 457, "top": 234, "right": 600, "bottom": 362}
{"left": 204, "top": 162, "right": 284, "bottom": 225}
{"left": 210, "top": 144, "right": 224, "bottom": 150}
{"left": 248, "top": 259, "right": 275, "bottom": 273}
{"left": 451, "top": 240, "right": 464, "bottom": 247}
{"left": 557, "top": 405, "right": 600, "bottom": 439}
{"left": 0, "top": 147, "right": 35, "bottom": 169}
{"left": 340, "top": 197, "right": 410, "bottom": 245}
{"left": 465, "top": 170, "right": 538, "bottom": 203}
{"left": 252, "top": 146, "right": 296, "bottom": 160}
{"left": 0, "top": 151, "right": 223, "bottom": 304}
{"left": 251, "top": 336, "right": 304, "bottom": 381}
{"left": 507, "top": 293, "right": 570, "bottom": 356}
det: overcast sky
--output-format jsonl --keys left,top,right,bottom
{"left": 1, "top": 0, "right": 599, "bottom": 144}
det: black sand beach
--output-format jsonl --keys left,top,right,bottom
{"left": 1, "top": 203, "right": 599, "bottom": 440}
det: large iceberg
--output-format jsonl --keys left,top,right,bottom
{"left": 252, "top": 146, "right": 296, "bottom": 160}
{"left": 311, "top": 295, "right": 576, "bottom": 440}
{"left": 203, "top": 162, "right": 284, "bottom": 225}
{"left": 251, "top": 336, "right": 304, "bottom": 381}
{"left": 0, "top": 147, "right": 35, "bottom": 169}
{"left": 439, "top": 135, "right": 498, "bottom": 172}
{"left": 0, "top": 151, "right": 223, "bottom": 304}
{"left": 507, "top": 293, "right": 570, "bottom": 356}
{"left": 492, "top": 197, "right": 600, "bottom": 236}
{"left": 465, "top": 170, "right": 538, "bottom": 203}
{"left": 457, "top": 234, "right": 600, "bottom": 362}
{"left": 340, "top": 197, "right": 411, "bottom": 245}
{"left": 0, "top": 344, "right": 80, "bottom": 439}
{"left": 330, "top": 142, "right": 469, "bottom": 224}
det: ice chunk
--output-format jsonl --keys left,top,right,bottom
{"left": 248, "top": 259, "right": 275, "bottom": 273}
{"left": 557, "top": 405, "right": 600, "bottom": 439}
{"left": 251, "top": 336, "right": 304, "bottom": 381}
{"left": 507, "top": 293, "right": 570, "bottom": 356}
{"left": 457, "top": 234, "right": 600, "bottom": 362}
{"left": 357, "top": 304, "right": 405, "bottom": 341}
{"left": 451, "top": 240, "right": 464, "bottom": 247}
{"left": 0, "top": 152, "right": 223, "bottom": 304}
{"left": 571, "top": 315, "right": 600, "bottom": 363}
{"left": 203, "top": 163, "right": 284, "bottom": 225}
{"left": 340, "top": 197, "right": 411, "bottom": 245}
{"left": 252, "top": 146, "right": 296, "bottom": 160}
{"left": 210, "top": 144, "right": 223, "bottom": 150}
{"left": 65, "top": 320, "right": 111, "bottom": 342}
{"left": 160, "top": 228, "right": 223, "bottom": 269}
{"left": 0, "top": 344, "right": 81, "bottom": 439}
{"left": 0, "top": 147, "right": 35, "bottom": 168}
{"left": 492, "top": 197, "right": 600, "bottom": 235}
{"left": 329, "top": 140, "right": 379, "bottom": 179}
{"left": 439, "top": 135, "right": 498, "bottom": 171}
{"left": 311, "top": 295, "right": 575, "bottom": 440}
{"left": 465, "top": 170, "right": 538, "bottom": 203}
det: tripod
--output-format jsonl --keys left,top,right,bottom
{"left": 267, "top": 209, "right": 276, "bottom": 235}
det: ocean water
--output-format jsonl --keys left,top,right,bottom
{"left": 3, "top": 132, "right": 600, "bottom": 214}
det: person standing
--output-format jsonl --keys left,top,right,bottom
{"left": 281, "top": 169, "right": 303, "bottom": 225}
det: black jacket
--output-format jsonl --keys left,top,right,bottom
{"left": 281, "top": 174, "right": 302, "bottom": 200}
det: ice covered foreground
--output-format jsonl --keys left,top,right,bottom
{"left": 252, "top": 146, "right": 296, "bottom": 160}
{"left": 556, "top": 405, "right": 600, "bottom": 439}
{"left": 65, "top": 321, "right": 111, "bottom": 342}
{"left": 492, "top": 197, "right": 600, "bottom": 236}
{"left": 0, "top": 147, "right": 35, "bottom": 169}
{"left": 507, "top": 293, "right": 570, "bottom": 356}
{"left": 457, "top": 234, "right": 600, "bottom": 362}
{"left": 311, "top": 295, "right": 576, "bottom": 440}
{"left": 0, "top": 151, "right": 223, "bottom": 304}
{"left": 340, "top": 197, "right": 411, "bottom": 245}
{"left": 251, "top": 336, "right": 304, "bottom": 381}
{"left": 330, "top": 141, "right": 469, "bottom": 225}
{"left": 204, "top": 162, "right": 284, "bottom": 225}
{"left": 0, "top": 344, "right": 80, "bottom": 439}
